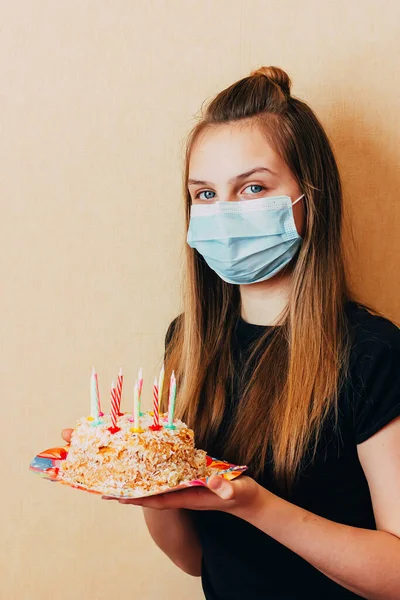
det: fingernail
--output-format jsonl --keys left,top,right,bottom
{"left": 209, "top": 476, "right": 233, "bottom": 499}
{"left": 219, "top": 485, "right": 232, "bottom": 500}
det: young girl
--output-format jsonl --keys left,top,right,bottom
{"left": 64, "top": 66, "right": 400, "bottom": 599}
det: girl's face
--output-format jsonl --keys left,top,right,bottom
{"left": 188, "top": 122, "right": 306, "bottom": 237}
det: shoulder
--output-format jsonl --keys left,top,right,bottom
{"left": 343, "top": 301, "right": 400, "bottom": 444}
{"left": 345, "top": 301, "right": 400, "bottom": 357}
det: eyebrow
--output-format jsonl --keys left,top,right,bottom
{"left": 187, "top": 166, "right": 277, "bottom": 187}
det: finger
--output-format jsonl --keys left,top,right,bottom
{"left": 206, "top": 474, "right": 235, "bottom": 500}
{"left": 101, "top": 494, "right": 166, "bottom": 507}
{"left": 103, "top": 486, "right": 215, "bottom": 509}
{"left": 61, "top": 428, "right": 73, "bottom": 443}
{"left": 118, "top": 496, "right": 167, "bottom": 509}
{"left": 118, "top": 487, "right": 211, "bottom": 509}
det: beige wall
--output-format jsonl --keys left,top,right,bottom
{"left": 2, "top": 1, "right": 400, "bottom": 598}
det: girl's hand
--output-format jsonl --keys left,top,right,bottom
{"left": 102, "top": 474, "right": 267, "bottom": 518}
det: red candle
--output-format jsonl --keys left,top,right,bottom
{"left": 149, "top": 377, "right": 162, "bottom": 431}
{"left": 116, "top": 367, "right": 124, "bottom": 416}
{"left": 108, "top": 381, "right": 121, "bottom": 434}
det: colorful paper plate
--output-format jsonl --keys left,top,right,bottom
{"left": 29, "top": 444, "right": 248, "bottom": 499}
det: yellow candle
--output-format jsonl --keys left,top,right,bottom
{"left": 130, "top": 381, "right": 143, "bottom": 433}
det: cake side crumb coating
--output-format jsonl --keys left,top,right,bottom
{"left": 58, "top": 411, "right": 209, "bottom": 496}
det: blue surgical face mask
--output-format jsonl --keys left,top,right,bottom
{"left": 186, "top": 193, "right": 304, "bottom": 285}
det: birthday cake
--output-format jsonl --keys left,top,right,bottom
{"left": 58, "top": 410, "right": 209, "bottom": 497}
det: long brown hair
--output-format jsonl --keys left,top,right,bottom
{"left": 161, "top": 66, "right": 352, "bottom": 490}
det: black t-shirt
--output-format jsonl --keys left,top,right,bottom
{"left": 165, "top": 302, "right": 400, "bottom": 599}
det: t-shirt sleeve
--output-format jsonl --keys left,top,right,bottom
{"left": 352, "top": 338, "right": 400, "bottom": 444}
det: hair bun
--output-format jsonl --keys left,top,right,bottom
{"left": 250, "top": 66, "right": 291, "bottom": 96}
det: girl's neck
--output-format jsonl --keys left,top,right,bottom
{"left": 239, "top": 268, "right": 293, "bottom": 326}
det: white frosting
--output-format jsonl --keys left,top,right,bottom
{"left": 58, "top": 410, "right": 209, "bottom": 497}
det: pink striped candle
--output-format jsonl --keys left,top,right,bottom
{"left": 108, "top": 381, "right": 121, "bottom": 434}
{"left": 89, "top": 367, "right": 102, "bottom": 426}
{"left": 149, "top": 377, "right": 162, "bottom": 431}
{"left": 138, "top": 367, "right": 144, "bottom": 416}
{"left": 94, "top": 368, "right": 104, "bottom": 416}
{"left": 138, "top": 368, "right": 143, "bottom": 396}
{"left": 116, "top": 367, "right": 124, "bottom": 416}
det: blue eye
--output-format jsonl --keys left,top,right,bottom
{"left": 196, "top": 190, "right": 215, "bottom": 201}
{"left": 194, "top": 184, "right": 266, "bottom": 201}
{"left": 244, "top": 184, "right": 265, "bottom": 194}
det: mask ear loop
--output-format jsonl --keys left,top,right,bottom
{"left": 292, "top": 193, "right": 305, "bottom": 206}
